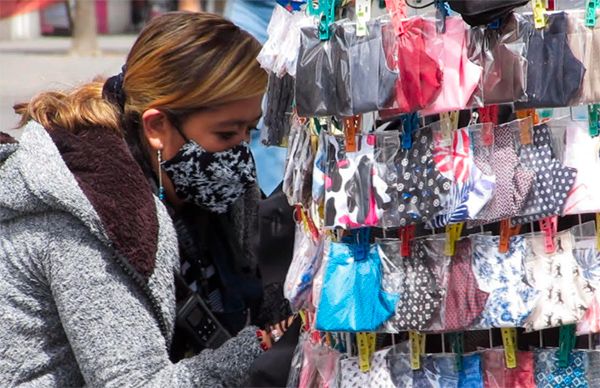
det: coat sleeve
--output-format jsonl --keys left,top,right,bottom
{"left": 43, "top": 213, "right": 263, "bottom": 387}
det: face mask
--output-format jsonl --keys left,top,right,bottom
{"left": 161, "top": 140, "right": 257, "bottom": 213}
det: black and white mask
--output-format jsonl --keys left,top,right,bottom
{"left": 161, "top": 140, "right": 256, "bottom": 213}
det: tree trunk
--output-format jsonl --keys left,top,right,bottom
{"left": 71, "top": 0, "right": 100, "bottom": 56}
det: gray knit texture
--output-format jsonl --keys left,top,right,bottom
{"left": 0, "top": 122, "right": 262, "bottom": 387}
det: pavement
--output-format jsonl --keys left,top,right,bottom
{"left": 0, "top": 35, "right": 137, "bottom": 138}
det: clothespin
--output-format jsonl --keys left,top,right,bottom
{"left": 501, "top": 328, "right": 518, "bottom": 369}
{"left": 586, "top": 0, "right": 599, "bottom": 27}
{"left": 532, "top": 0, "right": 547, "bottom": 29}
{"left": 488, "top": 18, "right": 501, "bottom": 29}
{"left": 299, "top": 310, "right": 308, "bottom": 331}
{"left": 588, "top": 104, "right": 600, "bottom": 137}
{"left": 401, "top": 113, "right": 419, "bottom": 150}
{"left": 558, "top": 324, "right": 577, "bottom": 368}
{"left": 409, "top": 331, "right": 423, "bottom": 370}
{"left": 356, "top": 0, "right": 371, "bottom": 36}
{"left": 385, "top": 0, "right": 407, "bottom": 35}
{"left": 499, "top": 219, "right": 521, "bottom": 254}
{"left": 357, "top": 332, "right": 372, "bottom": 372}
{"left": 595, "top": 213, "right": 600, "bottom": 251}
{"left": 399, "top": 225, "right": 416, "bottom": 257}
{"left": 449, "top": 332, "right": 464, "bottom": 371}
{"left": 449, "top": 111, "right": 460, "bottom": 131}
{"left": 547, "top": 0, "right": 555, "bottom": 10}
{"left": 315, "top": 0, "right": 337, "bottom": 40}
{"left": 515, "top": 114, "right": 534, "bottom": 145}
{"left": 539, "top": 216, "right": 558, "bottom": 254}
{"left": 434, "top": 0, "right": 450, "bottom": 33}
{"left": 344, "top": 116, "right": 361, "bottom": 152}
{"left": 444, "top": 223, "right": 464, "bottom": 256}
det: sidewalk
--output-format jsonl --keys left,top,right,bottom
{"left": 0, "top": 35, "right": 137, "bottom": 137}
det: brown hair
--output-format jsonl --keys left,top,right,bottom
{"left": 14, "top": 12, "right": 267, "bottom": 134}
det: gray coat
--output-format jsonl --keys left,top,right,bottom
{"left": 0, "top": 122, "right": 262, "bottom": 387}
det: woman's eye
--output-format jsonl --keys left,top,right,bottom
{"left": 217, "top": 133, "right": 236, "bottom": 141}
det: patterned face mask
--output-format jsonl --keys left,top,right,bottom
{"left": 161, "top": 140, "right": 257, "bottom": 213}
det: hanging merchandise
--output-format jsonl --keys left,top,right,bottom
{"left": 553, "top": 119, "right": 600, "bottom": 215}
{"left": 412, "top": 354, "right": 461, "bottom": 387}
{"left": 481, "top": 349, "right": 536, "bottom": 388}
{"left": 283, "top": 118, "right": 315, "bottom": 207}
{"left": 381, "top": 126, "right": 453, "bottom": 228}
{"left": 567, "top": 9, "right": 600, "bottom": 104}
{"left": 510, "top": 123, "right": 578, "bottom": 225}
{"left": 315, "top": 232, "right": 399, "bottom": 332}
{"left": 333, "top": 18, "right": 399, "bottom": 116}
{"left": 516, "top": 12, "right": 586, "bottom": 109}
{"left": 523, "top": 231, "right": 595, "bottom": 331}
{"left": 470, "top": 234, "right": 538, "bottom": 328}
{"left": 287, "top": 331, "right": 308, "bottom": 388}
{"left": 284, "top": 214, "right": 323, "bottom": 312}
{"left": 380, "top": 16, "right": 444, "bottom": 116}
{"left": 339, "top": 347, "right": 396, "bottom": 388}
{"left": 377, "top": 238, "right": 444, "bottom": 332}
{"left": 297, "top": 339, "right": 342, "bottom": 388}
{"left": 468, "top": 13, "right": 529, "bottom": 105}
{"left": 323, "top": 133, "right": 391, "bottom": 229}
{"left": 470, "top": 119, "right": 535, "bottom": 226}
{"left": 444, "top": 238, "right": 490, "bottom": 332}
{"left": 446, "top": 0, "right": 529, "bottom": 27}
{"left": 420, "top": 16, "right": 484, "bottom": 116}
{"left": 264, "top": 72, "right": 295, "bottom": 146}
{"left": 534, "top": 349, "right": 589, "bottom": 388}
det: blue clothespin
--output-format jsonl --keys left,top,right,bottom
{"left": 401, "top": 113, "right": 419, "bottom": 150}
{"left": 435, "top": 0, "right": 449, "bottom": 33}
{"left": 488, "top": 18, "right": 501, "bottom": 29}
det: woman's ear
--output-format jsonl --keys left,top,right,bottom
{"left": 141, "top": 109, "right": 168, "bottom": 151}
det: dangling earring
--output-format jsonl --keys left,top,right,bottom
{"left": 157, "top": 149, "right": 165, "bottom": 201}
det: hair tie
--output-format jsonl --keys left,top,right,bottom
{"left": 102, "top": 65, "right": 127, "bottom": 111}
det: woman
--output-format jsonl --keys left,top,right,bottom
{"left": 0, "top": 12, "right": 271, "bottom": 386}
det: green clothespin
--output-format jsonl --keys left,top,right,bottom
{"left": 586, "top": 0, "right": 599, "bottom": 27}
{"left": 558, "top": 324, "right": 577, "bottom": 368}
{"left": 588, "top": 104, "right": 600, "bottom": 137}
{"left": 449, "top": 332, "right": 464, "bottom": 371}
{"left": 310, "top": 0, "right": 336, "bottom": 40}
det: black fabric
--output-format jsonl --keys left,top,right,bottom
{"left": 516, "top": 12, "right": 585, "bottom": 109}
{"left": 264, "top": 72, "right": 295, "bottom": 147}
{"left": 245, "top": 318, "right": 302, "bottom": 387}
{"left": 447, "top": 0, "right": 528, "bottom": 26}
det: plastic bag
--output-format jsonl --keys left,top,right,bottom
{"left": 264, "top": 72, "right": 295, "bottom": 146}
{"left": 523, "top": 231, "right": 594, "bottom": 331}
{"left": 333, "top": 18, "right": 398, "bottom": 116}
{"left": 296, "top": 24, "right": 338, "bottom": 116}
{"left": 339, "top": 348, "right": 395, "bottom": 388}
{"left": 312, "top": 129, "right": 327, "bottom": 206}
{"left": 516, "top": 12, "right": 585, "bottom": 109}
{"left": 380, "top": 17, "right": 443, "bottom": 117}
{"left": 481, "top": 349, "right": 535, "bottom": 388}
{"left": 468, "top": 13, "right": 529, "bottom": 105}
{"left": 315, "top": 238, "right": 399, "bottom": 332}
{"left": 381, "top": 126, "right": 453, "bottom": 227}
{"left": 284, "top": 221, "right": 323, "bottom": 312}
{"left": 447, "top": 0, "right": 528, "bottom": 26}
{"left": 323, "top": 133, "right": 392, "bottom": 229}
{"left": 568, "top": 10, "right": 600, "bottom": 104}
{"left": 377, "top": 238, "right": 444, "bottom": 332}
{"left": 283, "top": 119, "right": 315, "bottom": 206}
{"left": 373, "top": 131, "right": 402, "bottom": 228}
{"left": 534, "top": 349, "right": 588, "bottom": 388}
{"left": 287, "top": 332, "right": 308, "bottom": 388}
{"left": 420, "top": 16, "right": 483, "bottom": 116}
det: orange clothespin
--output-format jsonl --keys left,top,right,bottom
{"left": 499, "top": 219, "right": 522, "bottom": 253}
{"left": 344, "top": 115, "right": 361, "bottom": 152}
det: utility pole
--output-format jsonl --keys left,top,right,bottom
{"left": 71, "top": 0, "right": 100, "bottom": 56}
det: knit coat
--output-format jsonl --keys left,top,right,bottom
{"left": 0, "top": 121, "right": 262, "bottom": 387}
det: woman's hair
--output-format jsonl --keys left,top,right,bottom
{"left": 14, "top": 12, "right": 267, "bottom": 134}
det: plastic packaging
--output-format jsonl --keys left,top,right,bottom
{"left": 373, "top": 131, "right": 402, "bottom": 228}
{"left": 264, "top": 72, "right": 295, "bottom": 146}
{"left": 523, "top": 231, "right": 594, "bottom": 331}
{"left": 339, "top": 348, "right": 395, "bottom": 388}
{"left": 333, "top": 18, "right": 398, "bottom": 116}
{"left": 315, "top": 239, "right": 399, "bottom": 332}
{"left": 534, "top": 349, "right": 588, "bottom": 388}
{"left": 481, "top": 349, "right": 535, "bottom": 388}
{"left": 377, "top": 238, "right": 443, "bottom": 332}
{"left": 516, "top": 12, "right": 585, "bottom": 109}
{"left": 323, "top": 133, "right": 391, "bottom": 229}
{"left": 380, "top": 17, "right": 443, "bottom": 117}
{"left": 284, "top": 221, "right": 323, "bottom": 312}
{"left": 287, "top": 332, "right": 308, "bottom": 388}
{"left": 568, "top": 9, "right": 600, "bottom": 104}
{"left": 283, "top": 119, "right": 315, "bottom": 206}
{"left": 447, "top": 0, "right": 528, "bottom": 27}
{"left": 420, "top": 16, "right": 484, "bottom": 116}
{"left": 468, "top": 13, "right": 529, "bottom": 105}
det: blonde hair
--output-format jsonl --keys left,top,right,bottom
{"left": 14, "top": 12, "right": 267, "bottom": 134}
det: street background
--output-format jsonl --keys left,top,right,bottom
{"left": 0, "top": 35, "right": 135, "bottom": 138}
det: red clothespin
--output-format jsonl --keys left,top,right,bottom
{"left": 539, "top": 216, "right": 558, "bottom": 254}
{"left": 499, "top": 219, "right": 521, "bottom": 253}
{"left": 399, "top": 225, "right": 416, "bottom": 257}
{"left": 479, "top": 105, "right": 499, "bottom": 125}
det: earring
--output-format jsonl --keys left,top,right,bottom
{"left": 157, "top": 149, "right": 165, "bottom": 201}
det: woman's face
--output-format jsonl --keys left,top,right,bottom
{"left": 156, "top": 95, "right": 263, "bottom": 161}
